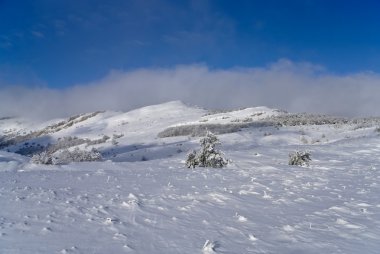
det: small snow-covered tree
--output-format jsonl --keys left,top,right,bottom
{"left": 288, "top": 151, "right": 311, "bottom": 166}
{"left": 186, "top": 131, "right": 228, "bottom": 168}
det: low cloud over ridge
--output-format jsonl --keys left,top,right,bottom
{"left": 1, "top": 59, "right": 380, "bottom": 119}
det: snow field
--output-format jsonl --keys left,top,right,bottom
{"left": 1, "top": 135, "right": 380, "bottom": 253}
{"left": 1, "top": 101, "right": 380, "bottom": 253}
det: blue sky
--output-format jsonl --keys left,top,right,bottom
{"left": 1, "top": 0, "right": 380, "bottom": 118}
{"left": 1, "top": 0, "right": 380, "bottom": 88}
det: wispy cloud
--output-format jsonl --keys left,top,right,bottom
{"left": 31, "top": 30, "right": 45, "bottom": 38}
{"left": 0, "top": 59, "right": 380, "bottom": 119}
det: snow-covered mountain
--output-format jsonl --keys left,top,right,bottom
{"left": 1, "top": 101, "right": 380, "bottom": 253}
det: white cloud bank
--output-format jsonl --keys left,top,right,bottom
{"left": 1, "top": 59, "right": 380, "bottom": 119}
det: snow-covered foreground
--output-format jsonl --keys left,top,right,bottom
{"left": 1, "top": 102, "right": 380, "bottom": 253}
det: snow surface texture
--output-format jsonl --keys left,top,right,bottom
{"left": 1, "top": 101, "right": 380, "bottom": 253}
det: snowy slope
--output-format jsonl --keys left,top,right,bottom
{"left": 1, "top": 101, "right": 380, "bottom": 253}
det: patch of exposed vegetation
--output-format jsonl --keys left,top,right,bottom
{"left": 266, "top": 114, "right": 380, "bottom": 128}
{"left": 46, "top": 135, "right": 109, "bottom": 154}
{"left": 0, "top": 111, "right": 103, "bottom": 150}
{"left": 42, "top": 111, "right": 104, "bottom": 133}
{"left": 29, "top": 135, "right": 109, "bottom": 164}
{"left": 31, "top": 147, "right": 102, "bottom": 165}
{"left": 202, "top": 108, "right": 248, "bottom": 117}
{"left": 265, "top": 113, "right": 349, "bottom": 126}
{"left": 14, "top": 135, "right": 110, "bottom": 156}
{"left": 158, "top": 122, "right": 272, "bottom": 138}
{"left": 158, "top": 113, "right": 380, "bottom": 138}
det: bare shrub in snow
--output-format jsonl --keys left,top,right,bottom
{"left": 186, "top": 131, "right": 228, "bottom": 168}
{"left": 289, "top": 151, "right": 311, "bottom": 166}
